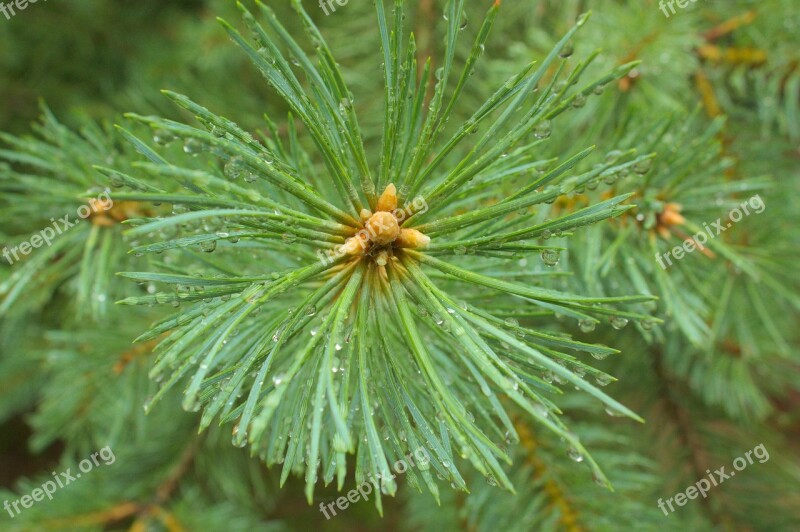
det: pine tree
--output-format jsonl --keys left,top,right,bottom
{"left": 1, "top": 1, "right": 798, "bottom": 531}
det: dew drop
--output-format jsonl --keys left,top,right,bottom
{"left": 567, "top": 446, "right": 584, "bottom": 462}
{"left": 609, "top": 316, "right": 629, "bottom": 330}
{"left": 232, "top": 424, "right": 248, "bottom": 447}
{"left": 224, "top": 157, "right": 246, "bottom": 180}
{"left": 183, "top": 138, "right": 204, "bottom": 155}
{"left": 541, "top": 249, "right": 561, "bottom": 266}
{"left": 558, "top": 41, "right": 575, "bottom": 59}
{"left": 633, "top": 158, "right": 653, "bottom": 175}
{"left": 595, "top": 374, "right": 613, "bottom": 387}
{"left": 534, "top": 120, "right": 552, "bottom": 139}
{"left": 153, "top": 129, "right": 175, "bottom": 146}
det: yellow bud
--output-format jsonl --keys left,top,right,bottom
{"left": 340, "top": 235, "right": 367, "bottom": 255}
{"left": 396, "top": 228, "right": 431, "bottom": 249}
{"left": 376, "top": 183, "right": 398, "bottom": 212}
{"left": 366, "top": 211, "right": 400, "bottom": 245}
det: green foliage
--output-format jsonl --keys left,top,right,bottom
{"left": 0, "top": 1, "right": 798, "bottom": 530}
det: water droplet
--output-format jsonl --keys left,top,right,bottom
{"left": 200, "top": 240, "right": 217, "bottom": 253}
{"left": 591, "top": 471, "right": 606, "bottom": 487}
{"left": 153, "top": 129, "right": 175, "bottom": 146}
{"left": 232, "top": 424, "right": 248, "bottom": 447}
{"left": 183, "top": 138, "right": 204, "bottom": 155}
{"left": 610, "top": 316, "right": 629, "bottom": 330}
{"left": 224, "top": 157, "right": 246, "bottom": 180}
{"left": 640, "top": 319, "right": 654, "bottom": 330}
{"left": 572, "top": 93, "right": 587, "bottom": 108}
{"left": 454, "top": 245, "right": 467, "bottom": 255}
{"left": 541, "top": 249, "right": 561, "bottom": 266}
{"left": 558, "top": 40, "right": 574, "bottom": 59}
{"left": 578, "top": 319, "right": 596, "bottom": 333}
{"left": 503, "top": 317, "right": 519, "bottom": 328}
{"left": 505, "top": 430, "right": 520, "bottom": 444}
{"left": 595, "top": 374, "right": 613, "bottom": 386}
{"left": 534, "top": 120, "right": 552, "bottom": 139}
{"left": 567, "top": 446, "right": 584, "bottom": 462}
{"left": 633, "top": 158, "right": 653, "bottom": 175}
{"left": 272, "top": 373, "right": 286, "bottom": 386}
{"left": 182, "top": 395, "right": 201, "bottom": 412}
